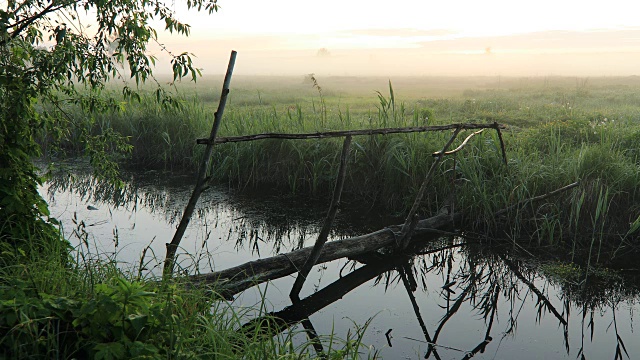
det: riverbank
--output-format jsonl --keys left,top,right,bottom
{"left": 0, "top": 217, "right": 374, "bottom": 359}
{"left": 4, "top": 174, "right": 640, "bottom": 358}
{"left": 39, "top": 75, "right": 640, "bottom": 263}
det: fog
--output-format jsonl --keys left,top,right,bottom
{"left": 148, "top": 28, "right": 640, "bottom": 77}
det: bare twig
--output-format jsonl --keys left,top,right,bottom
{"left": 290, "top": 135, "right": 352, "bottom": 302}
{"left": 398, "top": 128, "right": 462, "bottom": 249}
{"left": 499, "top": 254, "right": 568, "bottom": 326}
{"left": 494, "top": 122, "right": 509, "bottom": 166}
{"left": 301, "top": 318, "right": 324, "bottom": 356}
{"left": 163, "top": 50, "right": 237, "bottom": 278}
{"left": 399, "top": 266, "right": 442, "bottom": 360}
{"left": 433, "top": 129, "right": 484, "bottom": 157}
{"left": 494, "top": 182, "right": 580, "bottom": 217}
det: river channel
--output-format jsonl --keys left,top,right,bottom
{"left": 42, "top": 168, "right": 640, "bottom": 359}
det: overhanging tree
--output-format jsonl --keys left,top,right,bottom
{"left": 0, "top": 0, "right": 218, "bottom": 251}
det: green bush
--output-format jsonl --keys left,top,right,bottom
{"left": 0, "top": 277, "right": 209, "bottom": 360}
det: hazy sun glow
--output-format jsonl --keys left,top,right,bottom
{"left": 181, "top": 0, "right": 637, "bottom": 38}
{"left": 150, "top": 0, "right": 640, "bottom": 76}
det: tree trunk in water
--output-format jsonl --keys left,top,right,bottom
{"left": 190, "top": 212, "right": 461, "bottom": 297}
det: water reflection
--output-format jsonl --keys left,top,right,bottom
{"left": 243, "top": 241, "right": 639, "bottom": 359}
{"left": 42, "top": 167, "right": 640, "bottom": 358}
{"left": 43, "top": 166, "right": 362, "bottom": 273}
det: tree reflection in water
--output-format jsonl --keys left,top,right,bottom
{"left": 43, "top": 168, "right": 639, "bottom": 358}
{"left": 241, "top": 240, "right": 638, "bottom": 359}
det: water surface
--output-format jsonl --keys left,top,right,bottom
{"left": 43, "top": 169, "right": 640, "bottom": 359}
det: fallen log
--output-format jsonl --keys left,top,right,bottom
{"left": 190, "top": 182, "right": 578, "bottom": 298}
{"left": 190, "top": 212, "right": 462, "bottom": 297}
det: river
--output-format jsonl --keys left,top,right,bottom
{"left": 41, "top": 168, "right": 640, "bottom": 359}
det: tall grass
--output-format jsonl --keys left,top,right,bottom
{"left": 0, "top": 219, "right": 377, "bottom": 359}
{"left": 39, "top": 76, "right": 640, "bottom": 261}
{"left": 50, "top": 95, "right": 211, "bottom": 171}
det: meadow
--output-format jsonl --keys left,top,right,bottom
{"left": 49, "top": 75, "right": 640, "bottom": 263}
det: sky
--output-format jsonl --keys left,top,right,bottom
{"left": 151, "top": 0, "right": 640, "bottom": 76}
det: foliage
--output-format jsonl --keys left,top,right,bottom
{"left": 540, "top": 261, "right": 582, "bottom": 283}
{"left": 0, "top": 254, "right": 376, "bottom": 360}
{"left": 0, "top": 0, "right": 217, "bottom": 255}
{"left": 0, "top": 271, "right": 236, "bottom": 360}
{"left": 1, "top": 278, "right": 165, "bottom": 359}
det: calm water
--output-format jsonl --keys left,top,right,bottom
{"left": 42, "top": 169, "right": 640, "bottom": 359}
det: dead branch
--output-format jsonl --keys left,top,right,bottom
{"left": 190, "top": 212, "right": 462, "bottom": 297}
{"left": 398, "top": 128, "right": 461, "bottom": 249}
{"left": 494, "top": 182, "right": 580, "bottom": 217}
{"left": 499, "top": 254, "right": 568, "bottom": 326}
{"left": 237, "top": 258, "right": 398, "bottom": 341}
{"left": 163, "top": 51, "right": 237, "bottom": 278}
{"left": 196, "top": 123, "right": 507, "bottom": 145}
{"left": 494, "top": 122, "right": 509, "bottom": 166}
{"left": 433, "top": 129, "right": 484, "bottom": 157}
{"left": 290, "top": 135, "right": 352, "bottom": 302}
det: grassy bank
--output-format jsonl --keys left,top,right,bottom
{"left": 0, "top": 227, "right": 375, "bottom": 359}
{"left": 41, "top": 76, "right": 640, "bottom": 262}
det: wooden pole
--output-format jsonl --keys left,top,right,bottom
{"left": 163, "top": 50, "right": 237, "bottom": 278}
{"left": 289, "top": 135, "right": 352, "bottom": 302}
{"left": 197, "top": 123, "right": 507, "bottom": 145}
{"left": 398, "top": 128, "right": 461, "bottom": 250}
{"left": 493, "top": 122, "right": 509, "bottom": 166}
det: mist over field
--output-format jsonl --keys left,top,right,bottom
{"left": 152, "top": 28, "right": 640, "bottom": 77}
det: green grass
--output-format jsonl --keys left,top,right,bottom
{"left": 0, "top": 222, "right": 377, "bottom": 359}
{"left": 39, "top": 75, "right": 640, "bottom": 263}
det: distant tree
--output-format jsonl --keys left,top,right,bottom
{"left": 0, "top": 0, "right": 218, "bottom": 253}
{"left": 316, "top": 47, "right": 331, "bottom": 57}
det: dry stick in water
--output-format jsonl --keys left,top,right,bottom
{"left": 289, "top": 135, "right": 352, "bottom": 302}
{"left": 300, "top": 319, "right": 324, "bottom": 355}
{"left": 499, "top": 254, "right": 568, "bottom": 327}
{"left": 190, "top": 212, "right": 459, "bottom": 297}
{"left": 461, "top": 287, "right": 499, "bottom": 360}
{"left": 163, "top": 50, "right": 237, "bottom": 278}
{"left": 236, "top": 259, "right": 398, "bottom": 342}
{"left": 398, "top": 128, "right": 462, "bottom": 250}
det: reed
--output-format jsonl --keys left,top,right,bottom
{"left": 38, "top": 76, "right": 640, "bottom": 260}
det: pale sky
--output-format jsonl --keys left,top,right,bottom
{"left": 151, "top": 0, "right": 640, "bottom": 76}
